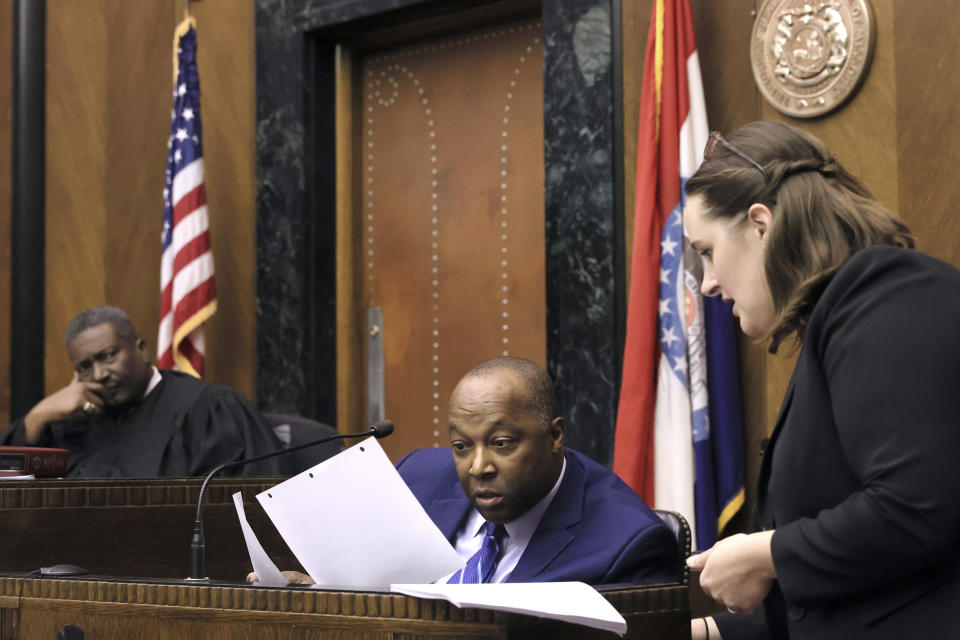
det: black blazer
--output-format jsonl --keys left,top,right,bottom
{"left": 727, "top": 246, "right": 960, "bottom": 640}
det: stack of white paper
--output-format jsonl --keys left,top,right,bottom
{"left": 239, "top": 437, "right": 462, "bottom": 587}
{"left": 233, "top": 492, "right": 287, "bottom": 586}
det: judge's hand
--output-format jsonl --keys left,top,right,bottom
{"left": 22, "top": 373, "right": 107, "bottom": 443}
{"left": 686, "top": 531, "right": 776, "bottom": 615}
{"left": 246, "top": 570, "right": 315, "bottom": 585}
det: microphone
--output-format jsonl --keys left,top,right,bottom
{"left": 187, "top": 419, "right": 395, "bottom": 581}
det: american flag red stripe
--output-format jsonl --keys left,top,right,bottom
{"left": 158, "top": 16, "right": 216, "bottom": 378}
{"left": 172, "top": 230, "right": 212, "bottom": 274}
{"left": 172, "top": 277, "right": 216, "bottom": 328}
{"left": 173, "top": 183, "right": 206, "bottom": 222}
{"left": 175, "top": 335, "right": 204, "bottom": 376}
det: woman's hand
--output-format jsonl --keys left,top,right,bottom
{"left": 690, "top": 616, "right": 722, "bottom": 640}
{"left": 687, "top": 531, "right": 776, "bottom": 614}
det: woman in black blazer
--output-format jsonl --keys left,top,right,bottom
{"left": 683, "top": 121, "right": 960, "bottom": 640}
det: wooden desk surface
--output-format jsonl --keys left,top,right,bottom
{"left": 0, "top": 574, "right": 689, "bottom": 640}
{"left": 0, "top": 478, "right": 692, "bottom": 638}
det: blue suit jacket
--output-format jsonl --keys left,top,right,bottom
{"left": 396, "top": 447, "right": 680, "bottom": 586}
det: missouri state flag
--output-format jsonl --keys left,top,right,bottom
{"left": 614, "top": 0, "right": 744, "bottom": 549}
{"left": 158, "top": 16, "right": 217, "bottom": 378}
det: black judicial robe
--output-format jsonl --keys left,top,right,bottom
{"left": 1, "top": 370, "right": 288, "bottom": 478}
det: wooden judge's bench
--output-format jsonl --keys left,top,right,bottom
{"left": 0, "top": 478, "right": 690, "bottom": 639}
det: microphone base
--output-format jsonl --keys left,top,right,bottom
{"left": 184, "top": 576, "right": 211, "bottom": 582}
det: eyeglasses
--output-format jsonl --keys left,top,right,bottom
{"left": 704, "top": 131, "right": 767, "bottom": 180}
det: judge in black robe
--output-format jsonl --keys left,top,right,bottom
{"left": 1, "top": 306, "right": 288, "bottom": 478}
{"left": 2, "top": 369, "right": 287, "bottom": 477}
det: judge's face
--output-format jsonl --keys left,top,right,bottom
{"left": 448, "top": 369, "right": 564, "bottom": 524}
{"left": 67, "top": 323, "right": 153, "bottom": 408}
{"left": 684, "top": 194, "right": 776, "bottom": 337}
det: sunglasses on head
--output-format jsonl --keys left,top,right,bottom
{"left": 704, "top": 131, "right": 767, "bottom": 179}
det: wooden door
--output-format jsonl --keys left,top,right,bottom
{"left": 341, "top": 18, "right": 546, "bottom": 460}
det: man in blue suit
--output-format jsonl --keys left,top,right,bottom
{"left": 254, "top": 357, "right": 679, "bottom": 586}
{"left": 397, "top": 357, "right": 680, "bottom": 585}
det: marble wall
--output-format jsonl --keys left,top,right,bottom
{"left": 542, "top": 0, "right": 620, "bottom": 463}
{"left": 255, "top": 0, "right": 623, "bottom": 464}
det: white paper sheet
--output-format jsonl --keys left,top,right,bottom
{"left": 256, "top": 437, "right": 463, "bottom": 587}
{"left": 389, "top": 582, "right": 627, "bottom": 635}
{"left": 232, "top": 491, "right": 287, "bottom": 587}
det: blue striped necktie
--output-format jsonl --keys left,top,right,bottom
{"left": 448, "top": 521, "right": 507, "bottom": 584}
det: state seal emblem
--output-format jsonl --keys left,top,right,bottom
{"left": 751, "top": 0, "right": 875, "bottom": 118}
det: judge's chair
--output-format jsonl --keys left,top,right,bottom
{"left": 263, "top": 413, "right": 344, "bottom": 475}
{"left": 653, "top": 509, "right": 692, "bottom": 584}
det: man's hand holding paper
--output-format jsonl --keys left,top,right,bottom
{"left": 243, "top": 436, "right": 462, "bottom": 587}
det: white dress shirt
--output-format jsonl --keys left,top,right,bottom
{"left": 143, "top": 366, "right": 162, "bottom": 399}
{"left": 439, "top": 456, "right": 567, "bottom": 583}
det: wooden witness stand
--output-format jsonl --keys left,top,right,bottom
{"left": 0, "top": 478, "right": 690, "bottom": 639}
{"left": 0, "top": 576, "right": 688, "bottom": 639}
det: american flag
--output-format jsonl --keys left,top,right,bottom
{"left": 158, "top": 16, "right": 216, "bottom": 378}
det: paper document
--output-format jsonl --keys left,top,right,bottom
{"left": 232, "top": 492, "right": 287, "bottom": 586}
{"left": 256, "top": 437, "right": 463, "bottom": 587}
{"left": 390, "top": 582, "right": 627, "bottom": 635}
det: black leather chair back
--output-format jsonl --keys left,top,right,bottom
{"left": 653, "top": 508, "right": 692, "bottom": 584}
{"left": 263, "top": 413, "right": 343, "bottom": 475}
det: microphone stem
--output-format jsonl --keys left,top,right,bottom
{"left": 189, "top": 520, "right": 205, "bottom": 580}
{"left": 189, "top": 459, "right": 232, "bottom": 581}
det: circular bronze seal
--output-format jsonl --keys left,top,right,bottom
{"left": 751, "top": 0, "right": 875, "bottom": 118}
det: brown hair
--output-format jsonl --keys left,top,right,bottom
{"left": 685, "top": 121, "right": 913, "bottom": 352}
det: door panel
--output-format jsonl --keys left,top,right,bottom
{"left": 356, "top": 19, "right": 546, "bottom": 460}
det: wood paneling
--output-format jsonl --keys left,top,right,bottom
{"left": 691, "top": 2, "right": 763, "bottom": 136}
{"left": 336, "top": 46, "right": 365, "bottom": 438}
{"left": 0, "top": 477, "right": 299, "bottom": 580}
{"left": 42, "top": 0, "right": 256, "bottom": 407}
{"left": 894, "top": 0, "right": 960, "bottom": 268}
{"left": 621, "top": 0, "right": 653, "bottom": 273}
{"left": 102, "top": 0, "right": 176, "bottom": 374}
{"left": 45, "top": 0, "right": 109, "bottom": 393}
{"left": 0, "top": 0, "right": 12, "bottom": 427}
{"left": 184, "top": 1, "right": 257, "bottom": 400}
